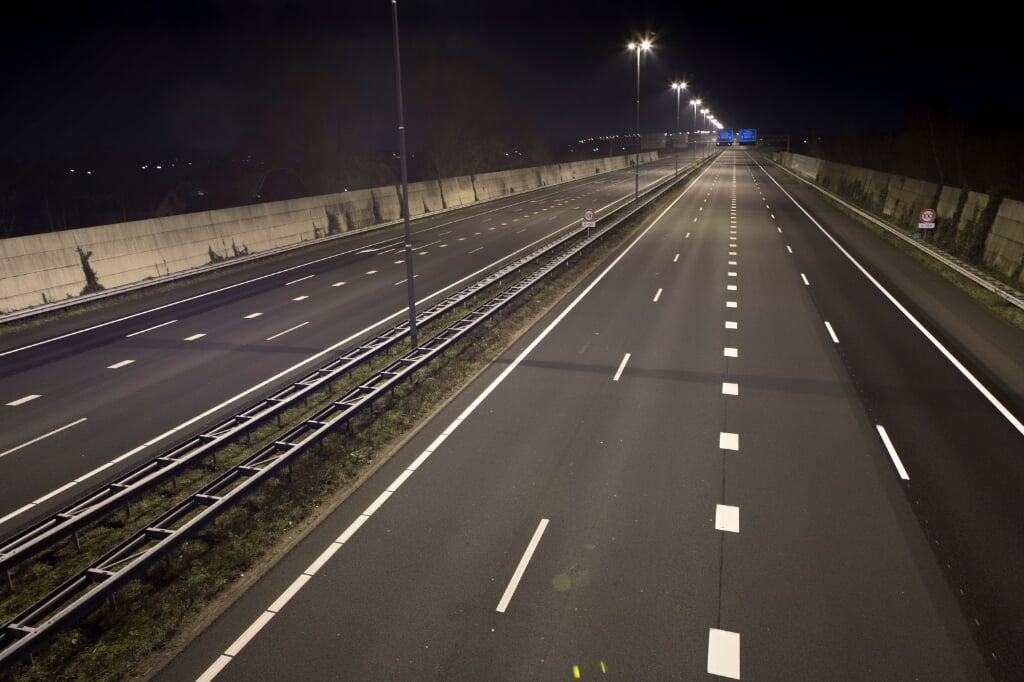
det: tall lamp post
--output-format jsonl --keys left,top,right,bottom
{"left": 627, "top": 39, "right": 651, "bottom": 202}
{"left": 671, "top": 81, "right": 686, "bottom": 176}
{"left": 701, "top": 109, "right": 709, "bottom": 157}
{"left": 690, "top": 97, "right": 701, "bottom": 164}
{"left": 391, "top": 0, "right": 417, "bottom": 348}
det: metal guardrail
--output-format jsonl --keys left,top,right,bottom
{"left": 0, "top": 157, "right": 696, "bottom": 672}
{"left": 762, "top": 155, "right": 1024, "bottom": 310}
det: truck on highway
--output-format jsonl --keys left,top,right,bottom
{"left": 716, "top": 129, "right": 734, "bottom": 146}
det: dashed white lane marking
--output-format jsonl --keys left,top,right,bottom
{"left": 824, "top": 321, "right": 840, "bottom": 343}
{"left": 244, "top": 313, "right": 263, "bottom": 319}
{"left": 708, "top": 629, "right": 741, "bottom": 679}
{"left": 693, "top": 217, "right": 698, "bottom": 223}
{"left": 613, "top": 353, "right": 631, "bottom": 381}
{"left": 719, "top": 432, "right": 739, "bottom": 450}
{"left": 876, "top": 425, "right": 910, "bottom": 480}
{"left": 727, "top": 284, "right": 737, "bottom": 291}
{"left": 291, "top": 296, "right": 309, "bottom": 301}
{"left": 722, "top": 382, "right": 739, "bottom": 395}
{"left": 496, "top": 518, "right": 550, "bottom": 613}
{"left": 7, "top": 395, "right": 41, "bottom": 407}
{"left": 715, "top": 504, "right": 740, "bottom": 532}
{"left": 393, "top": 260, "right": 405, "bottom": 264}
{"left": 786, "top": 245, "right": 793, "bottom": 253}
{"left": 393, "top": 275, "right": 420, "bottom": 286}
{"left": 0, "top": 417, "right": 88, "bottom": 460}
{"left": 724, "top": 347, "right": 738, "bottom": 358}
{"left": 771, "top": 213, "right": 776, "bottom": 219}
{"left": 107, "top": 360, "right": 134, "bottom": 369}
{"left": 728, "top": 272, "right": 737, "bottom": 277}
{"left": 285, "top": 275, "right": 314, "bottom": 286}
{"left": 365, "top": 270, "right": 378, "bottom": 275}
{"left": 126, "top": 320, "right": 178, "bottom": 337}
{"left": 184, "top": 334, "right": 207, "bottom": 342}
{"left": 725, "top": 321, "right": 737, "bottom": 330}
{"left": 469, "top": 247, "right": 484, "bottom": 254}
{"left": 265, "top": 322, "right": 309, "bottom": 341}
{"left": 778, "top": 227, "right": 782, "bottom": 233}
{"left": 801, "top": 273, "right": 810, "bottom": 286}
{"left": 653, "top": 288, "right": 663, "bottom": 303}
{"left": 728, "top": 260, "right": 737, "bottom": 265}
{"left": 332, "top": 281, "right": 346, "bottom": 287}
{"left": 516, "top": 229, "right": 526, "bottom": 234}
{"left": 418, "top": 251, "right": 429, "bottom": 255}
{"left": 673, "top": 254, "right": 680, "bottom": 262}
{"left": 726, "top": 301, "right": 737, "bottom": 309}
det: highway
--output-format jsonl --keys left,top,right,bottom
{"left": 0, "top": 157, "right": 679, "bottom": 534}
{"left": 154, "top": 151, "right": 1022, "bottom": 680}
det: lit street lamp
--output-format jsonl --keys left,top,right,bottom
{"left": 627, "top": 39, "right": 651, "bottom": 202}
{"left": 671, "top": 81, "right": 686, "bottom": 176}
{"left": 690, "top": 98, "right": 701, "bottom": 163}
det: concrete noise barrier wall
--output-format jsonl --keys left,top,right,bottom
{"left": 775, "top": 152, "right": 1024, "bottom": 286}
{"left": 0, "top": 152, "right": 659, "bottom": 315}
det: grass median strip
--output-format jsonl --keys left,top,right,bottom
{"left": 1, "top": 189, "right": 676, "bottom": 682}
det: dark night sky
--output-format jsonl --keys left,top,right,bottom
{"left": 2, "top": 0, "right": 1019, "bottom": 163}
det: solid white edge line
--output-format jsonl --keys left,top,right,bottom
{"left": 336, "top": 514, "right": 369, "bottom": 544}
{"left": 707, "top": 628, "right": 741, "bottom": 679}
{"left": 224, "top": 610, "right": 275, "bottom": 657}
{"left": 824, "top": 321, "right": 840, "bottom": 343}
{"left": 387, "top": 468, "right": 414, "bottom": 492}
{"left": 265, "top": 321, "right": 309, "bottom": 341}
{"left": 876, "top": 425, "right": 910, "bottom": 480}
{"left": 125, "top": 319, "right": 178, "bottom": 337}
{"left": 303, "top": 542, "right": 343, "bottom": 576}
{"left": 762, "top": 161, "right": 1024, "bottom": 437}
{"left": 196, "top": 654, "right": 233, "bottom": 682}
{"left": 0, "top": 417, "right": 88, "bottom": 459}
{"left": 267, "top": 574, "right": 311, "bottom": 613}
{"left": 362, "top": 491, "right": 391, "bottom": 517}
{"left": 0, "top": 503, "right": 36, "bottom": 526}
{"left": 496, "top": 518, "right": 550, "bottom": 613}
{"left": 613, "top": 353, "right": 631, "bottom": 381}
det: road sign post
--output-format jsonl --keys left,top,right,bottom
{"left": 582, "top": 209, "right": 596, "bottom": 237}
{"left": 918, "top": 208, "right": 936, "bottom": 242}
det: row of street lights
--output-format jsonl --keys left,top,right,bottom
{"left": 629, "top": 37, "right": 723, "bottom": 197}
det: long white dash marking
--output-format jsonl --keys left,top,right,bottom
{"left": 673, "top": 254, "right": 680, "bottom": 262}
{"left": 715, "top": 504, "right": 740, "bottom": 532}
{"left": 184, "top": 334, "right": 206, "bottom": 341}
{"left": 0, "top": 418, "right": 88, "bottom": 459}
{"left": 653, "top": 288, "right": 663, "bottom": 303}
{"left": 285, "top": 275, "right": 314, "bottom": 286}
{"left": 496, "top": 519, "right": 549, "bottom": 613}
{"left": 266, "top": 322, "right": 309, "bottom": 341}
{"left": 6, "top": 394, "right": 41, "bottom": 407}
{"left": 824, "top": 321, "right": 840, "bottom": 343}
{"left": 613, "top": 353, "right": 631, "bottom": 381}
{"left": 707, "top": 629, "right": 741, "bottom": 679}
{"left": 126, "top": 319, "right": 178, "bottom": 337}
{"left": 292, "top": 296, "right": 309, "bottom": 301}
{"left": 801, "top": 273, "right": 810, "bottom": 286}
{"left": 244, "top": 313, "right": 263, "bottom": 319}
{"left": 107, "top": 360, "right": 134, "bottom": 369}
{"left": 332, "top": 281, "right": 346, "bottom": 287}
{"left": 786, "top": 245, "right": 793, "bottom": 253}
{"left": 365, "top": 270, "right": 378, "bottom": 275}
{"left": 469, "top": 246, "right": 483, "bottom": 254}
{"left": 876, "top": 425, "right": 910, "bottom": 480}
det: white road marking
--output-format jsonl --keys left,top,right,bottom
{"left": 291, "top": 296, "right": 309, "bottom": 301}
{"left": 285, "top": 275, "right": 314, "bottom": 286}
{"left": 693, "top": 217, "right": 698, "bottom": 222}
{"left": 332, "top": 282, "right": 346, "bottom": 287}
{"left": 184, "top": 334, "right": 206, "bottom": 341}
{"left": 673, "top": 254, "right": 679, "bottom": 262}
{"left": 469, "top": 247, "right": 483, "bottom": 254}
{"left": 126, "top": 319, "right": 178, "bottom": 337}
{"left": 516, "top": 229, "right": 526, "bottom": 234}
{"left": 824, "top": 321, "right": 840, "bottom": 343}
{"left": 393, "top": 260, "right": 405, "bottom": 264}
{"left": 786, "top": 245, "right": 793, "bottom": 253}
{"left": 801, "top": 273, "right": 810, "bottom": 286}
{"left": 365, "top": 270, "right": 378, "bottom": 275}
{"left": 722, "top": 382, "right": 739, "bottom": 395}
{"left": 728, "top": 272, "right": 737, "bottom": 277}
{"left": 393, "top": 275, "right": 420, "bottom": 286}
{"left": 244, "top": 313, "right": 263, "bottom": 319}
{"left": 107, "top": 360, "right": 134, "bottom": 369}
{"left": 708, "top": 629, "right": 741, "bottom": 679}
{"left": 719, "top": 432, "right": 740, "bottom": 451}
{"left": 726, "top": 301, "right": 737, "bottom": 308}
{"left": 724, "top": 347, "right": 738, "bottom": 358}
{"left": 876, "top": 425, "right": 910, "bottom": 480}
{"left": 265, "top": 322, "right": 309, "bottom": 341}
{"left": 727, "top": 285, "right": 737, "bottom": 291}
{"left": 6, "top": 394, "right": 41, "bottom": 407}
{"left": 224, "top": 611, "right": 275, "bottom": 658}
{"left": 613, "top": 353, "right": 631, "bottom": 381}
{"left": 653, "top": 288, "right": 663, "bottom": 303}
{"left": 771, "top": 213, "right": 776, "bottom": 219}
{"left": 728, "top": 260, "right": 737, "bottom": 265}
{"left": 715, "top": 504, "right": 740, "bottom": 532}
{"left": 418, "top": 251, "right": 428, "bottom": 255}
{"left": 686, "top": 232, "right": 691, "bottom": 238}
{"left": 496, "top": 518, "right": 550, "bottom": 613}
{"left": 0, "top": 417, "right": 88, "bottom": 460}
{"left": 725, "top": 321, "right": 737, "bottom": 329}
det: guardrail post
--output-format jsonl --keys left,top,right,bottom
{"left": 4, "top": 568, "right": 12, "bottom": 592}
{"left": 125, "top": 503, "right": 133, "bottom": 521}
{"left": 72, "top": 531, "right": 81, "bottom": 551}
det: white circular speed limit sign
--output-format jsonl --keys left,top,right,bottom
{"left": 920, "top": 208, "right": 936, "bottom": 223}
{"left": 583, "top": 209, "right": 595, "bottom": 222}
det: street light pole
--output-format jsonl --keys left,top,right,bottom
{"left": 691, "top": 98, "right": 701, "bottom": 165}
{"left": 391, "top": 0, "right": 417, "bottom": 348}
{"left": 628, "top": 39, "right": 650, "bottom": 203}
{"left": 672, "top": 81, "right": 686, "bottom": 176}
